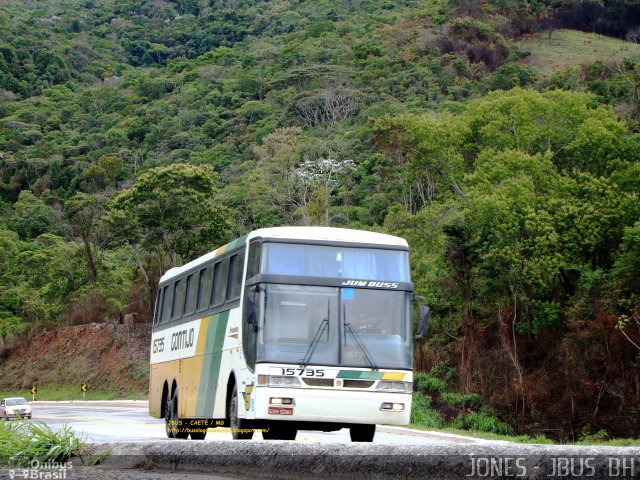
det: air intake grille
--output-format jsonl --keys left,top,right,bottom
{"left": 343, "top": 380, "right": 375, "bottom": 389}
{"left": 302, "top": 378, "right": 334, "bottom": 387}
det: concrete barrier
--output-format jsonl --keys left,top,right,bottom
{"left": 95, "top": 441, "right": 640, "bottom": 479}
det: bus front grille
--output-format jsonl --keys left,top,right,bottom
{"left": 343, "top": 380, "right": 375, "bottom": 389}
{"left": 301, "top": 378, "right": 376, "bottom": 388}
{"left": 302, "top": 378, "right": 334, "bottom": 387}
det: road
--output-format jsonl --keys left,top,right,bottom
{"left": 8, "top": 402, "right": 640, "bottom": 479}
{"left": 31, "top": 400, "right": 476, "bottom": 445}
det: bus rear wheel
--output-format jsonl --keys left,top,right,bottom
{"left": 350, "top": 424, "right": 375, "bottom": 442}
{"left": 166, "top": 391, "right": 188, "bottom": 439}
{"left": 164, "top": 396, "right": 175, "bottom": 439}
{"left": 229, "top": 387, "right": 253, "bottom": 440}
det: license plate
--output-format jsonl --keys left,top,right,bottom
{"left": 268, "top": 406, "right": 293, "bottom": 415}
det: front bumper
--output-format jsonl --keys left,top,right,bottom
{"left": 251, "top": 386, "right": 411, "bottom": 425}
{"left": 4, "top": 411, "right": 31, "bottom": 419}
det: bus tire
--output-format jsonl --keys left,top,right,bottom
{"left": 172, "top": 393, "right": 189, "bottom": 439}
{"left": 350, "top": 424, "right": 375, "bottom": 442}
{"left": 164, "top": 397, "right": 175, "bottom": 439}
{"left": 166, "top": 391, "right": 188, "bottom": 440}
{"left": 262, "top": 425, "right": 297, "bottom": 440}
{"left": 229, "top": 387, "right": 253, "bottom": 440}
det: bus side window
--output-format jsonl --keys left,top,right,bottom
{"left": 197, "top": 267, "right": 213, "bottom": 312}
{"left": 153, "top": 289, "right": 163, "bottom": 325}
{"left": 246, "top": 241, "right": 261, "bottom": 280}
{"left": 227, "top": 252, "right": 245, "bottom": 302}
{"left": 212, "top": 259, "right": 229, "bottom": 307}
{"left": 172, "top": 278, "right": 186, "bottom": 320}
{"left": 185, "top": 273, "right": 197, "bottom": 316}
{"left": 161, "top": 285, "right": 173, "bottom": 324}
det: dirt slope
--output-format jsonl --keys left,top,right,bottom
{"left": 0, "top": 323, "right": 151, "bottom": 395}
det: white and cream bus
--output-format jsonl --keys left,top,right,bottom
{"left": 149, "top": 226, "right": 420, "bottom": 442}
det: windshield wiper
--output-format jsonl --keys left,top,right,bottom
{"left": 343, "top": 304, "right": 378, "bottom": 370}
{"left": 300, "top": 300, "right": 330, "bottom": 369}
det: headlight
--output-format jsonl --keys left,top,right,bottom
{"left": 268, "top": 376, "right": 301, "bottom": 387}
{"left": 257, "top": 375, "right": 303, "bottom": 387}
{"left": 375, "top": 380, "right": 411, "bottom": 393}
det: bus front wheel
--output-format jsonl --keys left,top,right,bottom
{"left": 229, "top": 387, "right": 253, "bottom": 440}
{"left": 350, "top": 424, "right": 375, "bottom": 442}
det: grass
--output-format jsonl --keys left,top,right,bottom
{"left": 517, "top": 29, "right": 640, "bottom": 77}
{"left": 0, "top": 385, "right": 147, "bottom": 401}
{"left": 409, "top": 424, "right": 640, "bottom": 446}
{"left": 0, "top": 419, "right": 87, "bottom": 467}
{"left": 574, "top": 438, "right": 640, "bottom": 447}
{"left": 409, "top": 423, "right": 555, "bottom": 444}
{"left": 449, "top": 407, "right": 513, "bottom": 435}
{"left": 410, "top": 392, "right": 444, "bottom": 428}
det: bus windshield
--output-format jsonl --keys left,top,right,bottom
{"left": 262, "top": 243, "right": 409, "bottom": 281}
{"left": 256, "top": 284, "right": 412, "bottom": 370}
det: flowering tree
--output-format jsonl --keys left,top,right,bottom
{"left": 296, "top": 156, "right": 355, "bottom": 225}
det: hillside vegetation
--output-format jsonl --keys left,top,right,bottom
{"left": 0, "top": 0, "right": 639, "bottom": 441}
{"left": 0, "top": 323, "right": 150, "bottom": 397}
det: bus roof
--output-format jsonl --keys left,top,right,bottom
{"left": 248, "top": 226, "right": 408, "bottom": 246}
{"left": 159, "top": 227, "right": 408, "bottom": 284}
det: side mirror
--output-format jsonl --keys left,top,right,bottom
{"left": 415, "top": 305, "right": 430, "bottom": 340}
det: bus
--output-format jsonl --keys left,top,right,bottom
{"left": 149, "top": 226, "right": 419, "bottom": 442}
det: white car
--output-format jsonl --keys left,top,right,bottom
{"left": 0, "top": 397, "right": 32, "bottom": 419}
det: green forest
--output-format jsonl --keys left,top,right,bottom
{"left": 1, "top": 0, "right": 639, "bottom": 441}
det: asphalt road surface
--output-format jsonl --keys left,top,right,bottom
{"left": 7, "top": 402, "right": 639, "bottom": 480}
{"left": 31, "top": 400, "right": 477, "bottom": 445}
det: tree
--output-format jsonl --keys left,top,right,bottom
{"left": 0, "top": 228, "right": 22, "bottom": 341}
{"left": 379, "top": 87, "right": 640, "bottom": 431}
{"left": 111, "top": 164, "right": 231, "bottom": 271}
{"left": 245, "top": 126, "right": 304, "bottom": 225}
{"left": 9, "top": 191, "right": 64, "bottom": 240}
{"left": 296, "top": 156, "right": 355, "bottom": 225}
{"left": 372, "top": 112, "right": 469, "bottom": 211}
{"left": 64, "top": 192, "right": 108, "bottom": 285}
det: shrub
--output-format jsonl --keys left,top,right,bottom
{"left": 465, "top": 40, "right": 510, "bottom": 70}
{"left": 0, "top": 420, "right": 86, "bottom": 467}
{"left": 450, "top": 17, "right": 495, "bottom": 42}
{"left": 491, "top": 64, "right": 537, "bottom": 90}
{"left": 410, "top": 392, "right": 444, "bottom": 427}
{"left": 450, "top": 407, "right": 512, "bottom": 435}
{"left": 413, "top": 372, "right": 447, "bottom": 394}
{"left": 440, "top": 391, "right": 482, "bottom": 408}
